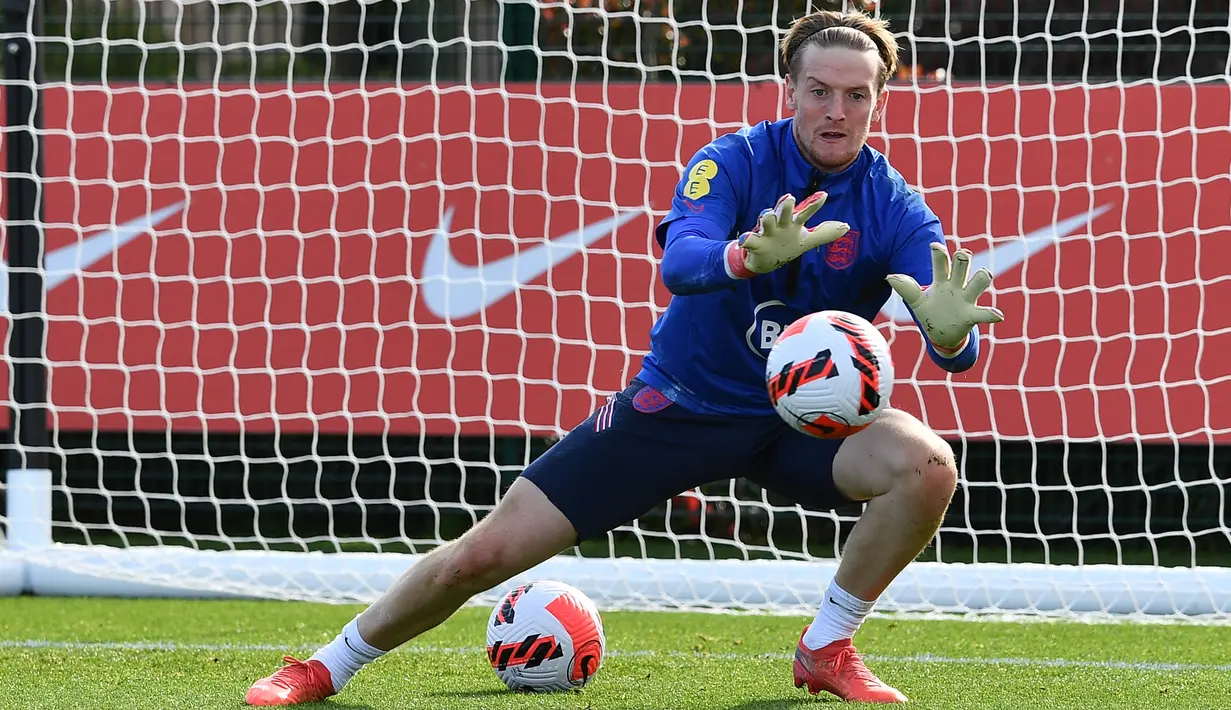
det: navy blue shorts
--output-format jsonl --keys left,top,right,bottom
{"left": 520, "top": 379, "right": 855, "bottom": 542}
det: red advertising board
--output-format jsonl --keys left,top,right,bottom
{"left": 3, "top": 82, "right": 1230, "bottom": 442}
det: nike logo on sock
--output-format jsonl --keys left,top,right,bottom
{"left": 828, "top": 596, "right": 859, "bottom": 615}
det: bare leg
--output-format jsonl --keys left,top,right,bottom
{"left": 791, "top": 409, "right": 956, "bottom": 703}
{"left": 830, "top": 408, "right": 958, "bottom": 599}
{"left": 244, "top": 477, "right": 580, "bottom": 705}
{"left": 357, "top": 477, "right": 578, "bottom": 651}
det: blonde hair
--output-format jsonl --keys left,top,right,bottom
{"left": 781, "top": 10, "right": 899, "bottom": 92}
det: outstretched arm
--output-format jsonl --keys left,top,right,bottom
{"left": 659, "top": 216, "right": 742, "bottom": 295}
{"left": 888, "top": 242, "right": 1004, "bottom": 373}
{"left": 661, "top": 192, "right": 849, "bottom": 295}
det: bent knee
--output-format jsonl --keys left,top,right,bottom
{"left": 913, "top": 438, "right": 958, "bottom": 498}
{"left": 869, "top": 410, "right": 958, "bottom": 498}
{"left": 836, "top": 410, "right": 959, "bottom": 501}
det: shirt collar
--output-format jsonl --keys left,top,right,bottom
{"left": 783, "top": 118, "right": 869, "bottom": 198}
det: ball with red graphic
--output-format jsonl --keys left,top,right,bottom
{"left": 485, "top": 580, "right": 606, "bottom": 692}
{"left": 765, "top": 310, "right": 894, "bottom": 438}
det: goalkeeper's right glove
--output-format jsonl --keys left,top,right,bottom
{"left": 724, "top": 192, "right": 851, "bottom": 279}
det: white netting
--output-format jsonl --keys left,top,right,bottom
{"left": 2, "top": 0, "right": 1231, "bottom": 618}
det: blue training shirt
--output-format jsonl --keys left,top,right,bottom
{"left": 636, "top": 117, "right": 981, "bottom": 417}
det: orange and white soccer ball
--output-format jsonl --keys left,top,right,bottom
{"left": 765, "top": 311, "right": 894, "bottom": 438}
{"left": 486, "top": 580, "right": 606, "bottom": 692}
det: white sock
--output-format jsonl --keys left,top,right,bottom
{"left": 309, "top": 618, "right": 387, "bottom": 692}
{"left": 802, "top": 580, "right": 876, "bottom": 650}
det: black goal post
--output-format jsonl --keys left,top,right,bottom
{"left": 4, "top": 0, "right": 48, "bottom": 477}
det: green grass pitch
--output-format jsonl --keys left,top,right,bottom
{"left": 3, "top": 597, "right": 1230, "bottom": 709}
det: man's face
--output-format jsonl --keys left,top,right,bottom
{"left": 785, "top": 44, "right": 888, "bottom": 172}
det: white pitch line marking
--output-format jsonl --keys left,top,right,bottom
{"left": 3, "top": 640, "right": 1228, "bottom": 672}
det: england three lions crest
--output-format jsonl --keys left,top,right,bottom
{"left": 825, "top": 230, "right": 860, "bottom": 269}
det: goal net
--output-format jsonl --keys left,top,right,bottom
{"left": 3, "top": 0, "right": 1231, "bottom": 619}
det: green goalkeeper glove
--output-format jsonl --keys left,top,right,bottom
{"left": 725, "top": 192, "right": 851, "bottom": 278}
{"left": 886, "top": 242, "right": 1005, "bottom": 354}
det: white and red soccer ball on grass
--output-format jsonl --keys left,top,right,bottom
{"left": 766, "top": 311, "right": 895, "bottom": 438}
{"left": 486, "top": 580, "right": 606, "bottom": 692}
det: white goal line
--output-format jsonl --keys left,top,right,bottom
{"left": 4, "top": 640, "right": 1228, "bottom": 673}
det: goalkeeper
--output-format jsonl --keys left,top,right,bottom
{"left": 247, "top": 7, "right": 1003, "bottom": 706}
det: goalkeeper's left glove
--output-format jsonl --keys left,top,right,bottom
{"left": 885, "top": 242, "right": 1004, "bottom": 355}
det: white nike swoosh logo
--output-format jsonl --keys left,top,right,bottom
{"left": 879, "top": 204, "right": 1112, "bottom": 323}
{"left": 0, "top": 201, "right": 185, "bottom": 313}
{"left": 420, "top": 207, "right": 642, "bottom": 320}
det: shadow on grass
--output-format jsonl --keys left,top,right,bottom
{"left": 421, "top": 688, "right": 840, "bottom": 708}
{"left": 424, "top": 688, "right": 518, "bottom": 700}
{"left": 721, "top": 699, "right": 842, "bottom": 708}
